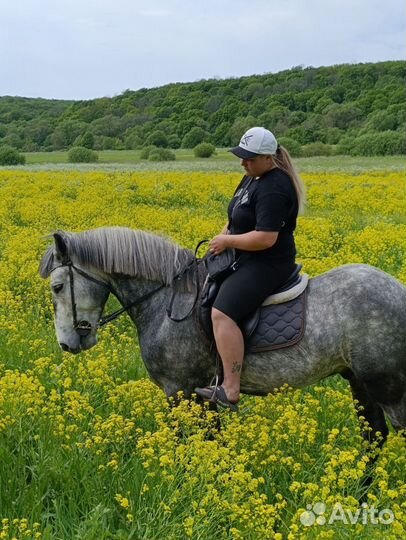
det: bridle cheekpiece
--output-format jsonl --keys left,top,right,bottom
{"left": 49, "top": 260, "right": 164, "bottom": 337}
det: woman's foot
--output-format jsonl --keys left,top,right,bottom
{"left": 194, "top": 385, "right": 239, "bottom": 412}
{"left": 221, "top": 385, "right": 240, "bottom": 404}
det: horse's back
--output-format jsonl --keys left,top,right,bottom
{"left": 309, "top": 263, "right": 406, "bottom": 310}
{"left": 309, "top": 263, "right": 406, "bottom": 375}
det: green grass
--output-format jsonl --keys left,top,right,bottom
{"left": 19, "top": 150, "right": 406, "bottom": 173}
{"left": 23, "top": 149, "right": 233, "bottom": 164}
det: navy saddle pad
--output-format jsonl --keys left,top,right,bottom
{"left": 245, "top": 290, "right": 306, "bottom": 352}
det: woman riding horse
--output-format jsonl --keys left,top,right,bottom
{"left": 195, "top": 127, "right": 306, "bottom": 410}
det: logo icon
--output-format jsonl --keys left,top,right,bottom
{"left": 240, "top": 134, "right": 253, "bottom": 146}
{"left": 300, "top": 502, "right": 326, "bottom": 526}
{"left": 240, "top": 193, "right": 249, "bottom": 205}
{"left": 299, "top": 501, "right": 395, "bottom": 527}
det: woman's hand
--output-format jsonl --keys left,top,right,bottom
{"left": 209, "top": 234, "right": 230, "bottom": 255}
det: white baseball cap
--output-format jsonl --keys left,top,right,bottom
{"left": 229, "top": 127, "right": 278, "bottom": 159}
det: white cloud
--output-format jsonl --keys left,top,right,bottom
{"left": 0, "top": 0, "right": 404, "bottom": 99}
{"left": 138, "top": 9, "right": 171, "bottom": 17}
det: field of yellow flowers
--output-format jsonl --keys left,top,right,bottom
{"left": 0, "top": 167, "right": 405, "bottom": 539}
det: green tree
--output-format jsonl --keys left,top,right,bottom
{"left": 194, "top": 143, "right": 216, "bottom": 158}
{"left": 301, "top": 142, "right": 333, "bottom": 157}
{"left": 23, "top": 120, "right": 53, "bottom": 148}
{"left": 74, "top": 131, "right": 95, "bottom": 149}
{"left": 0, "top": 60, "right": 404, "bottom": 154}
{"left": 145, "top": 130, "right": 168, "bottom": 147}
{"left": 68, "top": 146, "right": 98, "bottom": 163}
{"left": 167, "top": 134, "right": 181, "bottom": 149}
{"left": 90, "top": 115, "right": 123, "bottom": 137}
{"left": 325, "top": 103, "right": 363, "bottom": 129}
{"left": 0, "top": 145, "right": 26, "bottom": 165}
{"left": 242, "top": 82, "right": 265, "bottom": 101}
{"left": 124, "top": 133, "right": 142, "bottom": 150}
{"left": 335, "top": 135, "right": 355, "bottom": 155}
{"left": 1, "top": 132, "right": 24, "bottom": 149}
{"left": 278, "top": 137, "right": 302, "bottom": 157}
{"left": 140, "top": 145, "right": 157, "bottom": 159}
{"left": 258, "top": 107, "right": 290, "bottom": 130}
{"left": 323, "top": 128, "right": 343, "bottom": 145}
{"left": 51, "top": 120, "right": 86, "bottom": 149}
{"left": 213, "top": 122, "right": 232, "bottom": 146}
{"left": 352, "top": 131, "right": 406, "bottom": 156}
{"left": 365, "top": 110, "right": 399, "bottom": 132}
{"left": 148, "top": 148, "right": 176, "bottom": 161}
{"left": 181, "top": 127, "right": 208, "bottom": 148}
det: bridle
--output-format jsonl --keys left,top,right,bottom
{"left": 49, "top": 240, "right": 207, "bottom": 337}
{"left": 49, "top": 261, "right": 164, "bottom": 337}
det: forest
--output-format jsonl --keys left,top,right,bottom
{"left": 0, "top": 60, "right": 405, "bottom": 156}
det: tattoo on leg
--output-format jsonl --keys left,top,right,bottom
{"left": 232, "top": 362, "right": 242, "bottom": 374}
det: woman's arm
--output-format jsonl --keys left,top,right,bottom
{"left": 209, "top": 231, "right": 278, "bottom": 255}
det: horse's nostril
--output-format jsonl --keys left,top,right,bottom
{"left": 60, "top": 343, "right": 81, "bottom": 355}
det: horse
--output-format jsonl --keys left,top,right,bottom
{"left": 39, "top": 226, "right": 406, "bottom": 450}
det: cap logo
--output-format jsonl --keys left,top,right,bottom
{"left": 241, "top": 134, "right": 253, "bottom": 146}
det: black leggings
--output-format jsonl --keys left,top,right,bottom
{"left": 212, "top": 256, "right": 296, "bottom": 324}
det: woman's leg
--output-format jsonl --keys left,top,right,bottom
{"left": 210, "top": 258, "right": 296, "bottom": 403}
{"left": 211, "top": 308, "right": 244, "bottom": 403}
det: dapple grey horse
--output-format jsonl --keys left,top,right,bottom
{"left": 39, "top": 227, "right": 406, "bottom": 450}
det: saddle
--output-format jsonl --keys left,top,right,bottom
{"left": 199, "top": 264, "right": 308, "bottom": 352}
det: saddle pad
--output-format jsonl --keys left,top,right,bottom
{"left": 247, "top": 290, "right": 306, "bottom": 352}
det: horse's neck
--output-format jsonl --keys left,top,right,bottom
{"left": 108, "top": 275, "right": 170, "bottom": 328}
{"left": 110, "top": 274, "right": 165, "bottom": 307}
{"left": 113, "top": 269, "right": 205, "bottom": 331}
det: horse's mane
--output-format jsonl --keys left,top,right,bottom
{"left": 39, "top": 227, "right": 196, "bottom": 287}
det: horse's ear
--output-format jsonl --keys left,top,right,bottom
{"left": 53, "top": 232, "right": 69, "bottom": 262}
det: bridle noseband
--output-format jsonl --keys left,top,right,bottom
{"left": 50, "top": 261, "right": 164, "bottom": 337}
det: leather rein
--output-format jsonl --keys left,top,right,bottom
{"left": 49, "top": 244, "right": 206, "bottom": 337}
{"left": 49, "top": 261, "right": 165, "bottom": 337}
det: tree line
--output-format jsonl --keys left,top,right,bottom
{"left": 0, "top": 60, "right": 405, "bottom": 156}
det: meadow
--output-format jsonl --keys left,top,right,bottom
{"left": 0, "top": 158, "right": 405, "bottom": 539}
{"left": 21, "top": 149, "right": 406, "bottom": 173}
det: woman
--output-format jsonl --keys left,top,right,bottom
{"left": 195, "top": 127, "right": 305, "bottom": 411}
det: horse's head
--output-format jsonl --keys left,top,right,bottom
{"left": 39, "top": 232, "right": 110, "bottom": 354}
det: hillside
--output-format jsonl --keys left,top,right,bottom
{"left": 0, "top": 60, "right": 405, "bottom": 156}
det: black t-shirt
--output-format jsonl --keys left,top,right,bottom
{"left": 227, "top": 168, "right": 298, "bottom": 261}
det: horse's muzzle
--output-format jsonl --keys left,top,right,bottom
{"left": 60, "top": 342, "right": 81, "bottom": 354}
{"left": 74, "top": 320, "right": 93, "bottom": 337}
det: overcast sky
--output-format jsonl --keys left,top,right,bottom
{"left": 1, "top": 0, "right": 404, "bottom": 100}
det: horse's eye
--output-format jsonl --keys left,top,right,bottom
{"left": 52, "top": 284, "right": 64, "bottom": 294}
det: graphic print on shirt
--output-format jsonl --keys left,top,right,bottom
{"left": 240, "top": 191, "right": 249, "bottom": 205}
{"left": 232, "top": 177, "right": 254, "bottom": 213}
{"left": 227, "top": 169, "right": 298, "bottom": 260}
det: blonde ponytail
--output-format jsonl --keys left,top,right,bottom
{"left": 273, "top": 146, "right": 306, "bottom": 214}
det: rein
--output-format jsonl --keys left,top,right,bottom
{"left": 166, "top": 239, "right": 207, "bottom": 322}
{"left": 50, "top": 261, "right": 164, "bottom": 337}
{"left": 50, "top": 240, "right": 208, "bottom": 336}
